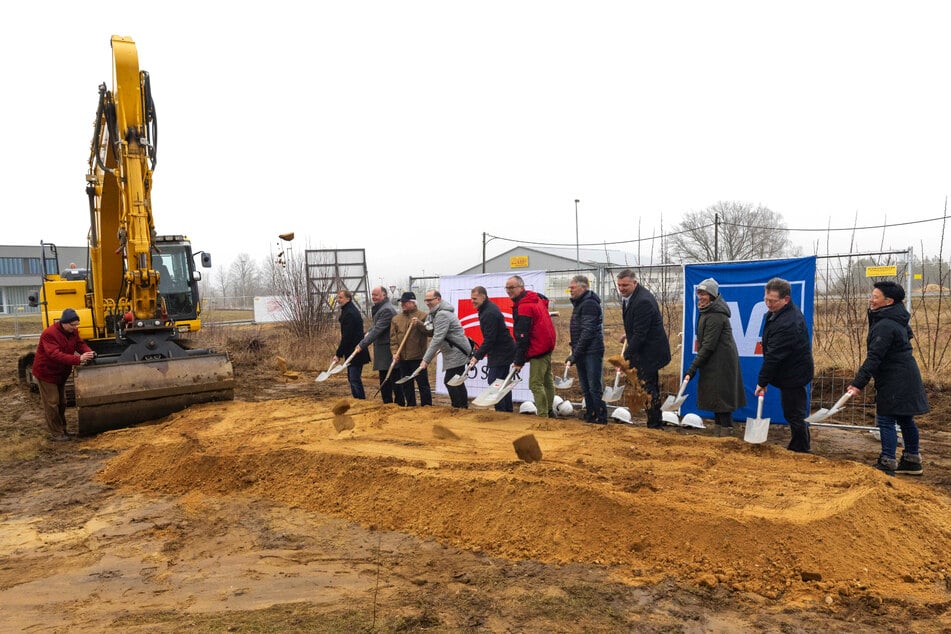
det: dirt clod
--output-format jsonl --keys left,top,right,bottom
{"left": 331, "top": 399, "right": 351, "bottom": 415}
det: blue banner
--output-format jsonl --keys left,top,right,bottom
{"left": 681, "top": 256, "right": 816, "bottom": 424}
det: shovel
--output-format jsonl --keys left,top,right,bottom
{"left": 661, "top": 378, "right": 690, "bottom": 412}
{"left": 553, "top": 363, "right": 574, "bottom": 389}
{"left": 603, "top": 368, "right": 625, "bottom": 403}
{"left": 371, "top": 325, "right": 413, "bottom": 398}
{"left": 446, "top": 362, "right": 473, "bottom": 387}
{"left": 395, "top": 366, "right": 424, "bottom": 385}
{"left": 314, "top": 358, "right": 338, "bottom": 382}
{"left": 472, "top": 368, "right": 521, "bottom": 407}
{"left": 805, "top": 392, "right": 852, "bottom": 423}
{"left": 744, "top": 395, "right": 770, "bottom": 443}
{"left": 328, "top": 349, "right": 359, "bottom": 375}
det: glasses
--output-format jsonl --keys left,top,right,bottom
{"left": 763, "top": 296, "right": 783, "bottom": 305}
{"left": 424, "top": 297, "right": 437, "bottom": 302}
{"left": 504, "top": 285, "right": 522, "bottom": 290}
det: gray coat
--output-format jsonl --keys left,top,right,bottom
{"left": 422, "top": 300, "right": 471, "bottom": 369}
{"left": 359, "top": 300, "right": 398, "bottom": 372}
{"left": 687, "top": 295, "right": 747, "bottom": 412}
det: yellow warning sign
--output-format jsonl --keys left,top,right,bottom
{"left": 510, "top": 255, "right": 529, "bottom": 269}
{"left": 865, "top": 265, "right": 897, "bottom": 277}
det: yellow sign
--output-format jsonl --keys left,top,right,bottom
{"left": 510, "top": 255, "right": 529, "bottom": 269}
{"left": 914, "top": 273, "right": 923, "bottom": 280}
{"left": 866, "top": 265, "right": 897, "bottom": 277}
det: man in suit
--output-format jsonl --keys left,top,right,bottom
{"left": 616, "top": 269, "right": 671, "bottom": 428}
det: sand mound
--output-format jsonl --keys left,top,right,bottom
{"left": 92, "top": 397, "right": 951, "bottom": 603}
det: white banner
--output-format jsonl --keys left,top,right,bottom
{"left": 435, "top": 270, "right": 546, "bottom": 403}
{"left": 253, "top": 296, "right": 290, "bottom": 323}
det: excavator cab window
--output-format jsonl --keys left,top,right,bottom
{"left": 155, "top": 248, "right": 197, "bottom": 320}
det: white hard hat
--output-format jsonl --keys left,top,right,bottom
{"left": 610, "top": 407, "right": 632, "bottom": 424}
{"left": 680, "top": 413, "right": 705, "bottom": 429}
{"left": 556, "top": 399, "right": 574, "bottom": 417}
{"left": 553, "top": 395, "right": 564, "bottom": 409}
{"left": 662, "top": 411, "right": 680, "bottom": 426}
{"left": 519, "top": 401, "right": 537, "bottom": 415}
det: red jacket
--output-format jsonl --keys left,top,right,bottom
{"left": 511, "top": 290, "right": 556, "bottom": 365}
{"left": 32, "top": 323, "right": 92, "bottom": 384}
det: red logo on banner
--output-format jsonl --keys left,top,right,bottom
{"left": 457, "top": 297, "right": 514, "bottom": 345}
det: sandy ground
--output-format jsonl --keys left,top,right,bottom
{"left": 1, "top": 337, "right": 950, "bottom": 633}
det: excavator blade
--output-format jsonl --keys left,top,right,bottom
{"left": 74, "top": 353, "right": 235, "bottom": 436}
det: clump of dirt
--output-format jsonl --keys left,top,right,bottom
{"left": 91, "top": 397, "right": 951, "bottom": 607}
{"left": 331, "top": 399, "right": 351, "bottom": 415}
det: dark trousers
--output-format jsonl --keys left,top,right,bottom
{"left": 347, "top": 363, "right": 366, "bottom": 400}
{"left": 715, "top": 412, "right": 734, "bottom": 427}
{"left": 780, "top": 384, "right": 810, "bottom": 452}
{"left": 576, "top": 353, "right": 607, "bottom": 423}
{"left": 398, "top": 359, "right": 431, "bottom": 406}
{"left": 444, "top": 366, "right": 469, "bottom": 408}
{"left": 636, "top": 367, "right": 662, "bottom": 427}
{"left": 38, "top": 379, "right": 67, "bottom": 436}
{"left": 486, "top": 364, "right": 513, "bottom": 412}
{"left": 378, "top": 368, "right": 405, "bottom": 405}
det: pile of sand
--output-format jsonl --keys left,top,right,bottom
{"left": 92, "top": 397, "right": 951, "bottom": 604}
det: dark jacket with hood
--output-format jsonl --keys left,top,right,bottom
{"left": 851, "top": 302, "right": 929, "bottom": 416}
{"left": 757, "top": 301, "right": 814, "bottom": 389}
{"left": 336, "top": 300, "right": 371, "bottom": 365}
{"left": 622, "top": 283, "right": 671, "bottom": 373}
{"left": 472, "top": 299, "right": 515, "bottom": 367}
{"left": 511, "top": 289, "right": 556, "bottom": 366}
{"left": 686, "top": 294, "right": 747, "bottom": 412}
{"left": 568, "top": 289, "right": 605, "bottom": 362}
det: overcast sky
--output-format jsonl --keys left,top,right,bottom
{"left": 3, "top": 2, "right": 950, "bottom": 289}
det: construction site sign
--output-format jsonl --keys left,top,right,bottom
{"left": 865, "top": 265, "right": 897, "bottom": 277}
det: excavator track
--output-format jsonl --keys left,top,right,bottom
{"left": 74, "top": 352, "right": 234, "bottom": 436}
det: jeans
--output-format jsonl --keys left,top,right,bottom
{"left": 636, "top": 367, "right": 662, "bottom": 427}
{"left": 347, "top": 363, "right": 366, "bottom": 399}
{"left": 528, "top": 352, "right": 554, "bottom": 417}
{"left": 398, "top": 359, "right": 431, "bottom": 406}
{"left": 575, "top": 353, "right": 606, "bottom": 423}
{"left": 444, "top": 366, "right": 469, "bottom": 408}
{"left": 780, "top": 385, "right": 809, "bottom": 452}
{"left": 377, "top": 368, "right": 405, "bottom": 405}
{"left": 486, "top": 364, "right": 513, "bottom": 412}
{"left": 877, "top": 414, "right": 920, "bottom": 460}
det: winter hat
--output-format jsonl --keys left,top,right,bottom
{"left": 60, "top": 308, "right": 80, "bottom": 324}
{"left": 399, "top": 291, "right": 416, "bottom": 303}
{"left": 697, "top": 278, "right": 719, "bottom": 298}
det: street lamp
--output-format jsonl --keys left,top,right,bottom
{"left": 574, "top": 199, "right": 580, "bottom": 270}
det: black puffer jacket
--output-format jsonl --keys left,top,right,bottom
{"left": 568, "top": 290, "right": 605, "bottom": 362}
{"left": 757, "top": 301, "right": 813, "bottom": 389}
{"left": 851, "top": 303, "right": 929, "bottom": 416}
{"left": 622, "top": 283, "right": 671, "bottom": 372}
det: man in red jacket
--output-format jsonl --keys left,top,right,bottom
{"left": 506, "top": 276, "right": 557, "bottom": 417}
{"left": 31, "top": 308, "right": 95, "bottom": 441}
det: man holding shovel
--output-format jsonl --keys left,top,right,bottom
{"left": 568, "top": 275, "right": 607, "bottom": 424}
{"left": 754, "top": 277, "right": 814, "bottom": 452}
{"left": 334, "top": 290, "right": 371, "bottom": 399}
{"left": 418, "top": 289, "right": 471, "bottom": 409}
{"left": 617, "top": 269, "right": 671, "bottom": 429}
{"left": 507, "top": 275, "right": 557, "bottom": 417}
{"left": 354, "top": 287, "right": 404, "bottom": 405}
{"left": 390, "top": 292, "right": 432, "bottom": 406}
{"left": 469, "top": 286, "right": 516, "bottom": 412}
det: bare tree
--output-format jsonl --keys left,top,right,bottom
{"left": 228, "top": 253, "right": 261, "bottom": 309}
{"left": 670, "top": 201, "right": 799, "bottom": 262}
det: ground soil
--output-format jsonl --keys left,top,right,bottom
{"left": 1, "top": 331, "right": 950, "bottom": 633}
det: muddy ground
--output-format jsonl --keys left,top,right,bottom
{"left": 1, "top": 332, "right": 949, "bottom": 633}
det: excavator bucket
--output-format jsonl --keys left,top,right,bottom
{"left": 74, "top": 352, "right": 235, "bottom": 436}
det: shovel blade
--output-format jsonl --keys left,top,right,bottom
{"left": 603, "top": 386, "right": 625, "bottom": 403}
{"left": 473, "top": 377, "right": 520, "bottom": 407}
{"left": 446, "top": 373, "right": 467, "bottom": 387}
{"left": 554, "top": 377, "right": 574, "bottom": 389}
{"left": 660, "top": 394, "right": 687, "bottom": 412}
{"left": 395, "top": 370, "right": 421, "bottom": 385}
{"left": 744, "top": 416, "right": 770, "bottom": 443}
{"left": 314, "top": 372, "right": 332, "bottom": 382}
{"left": 804, "top": 408, "right": 830, "bottom": 423}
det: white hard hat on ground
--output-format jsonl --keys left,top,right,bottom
{"left": 519, "top": 401, "right": 537, "bottom": 415}
{"left": 556, "top": 399, "right": 574, "bottom": 417}
{"left": 610, "top": 407, "right": 632, "bottom": 424}
{"left": 662, "top": 411, "right": 680, "bottom": 426}
{"left": 553, "top": 395, "right": 564, "bottom": 409}
{"left": 680, "top": 413, "right": 705, "bottom": 429}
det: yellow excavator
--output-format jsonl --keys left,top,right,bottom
{"left": 18, "top": 36, "right": 234, "bottom": 435}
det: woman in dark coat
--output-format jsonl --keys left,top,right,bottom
{"left": 684, "top": 278, "right": 746, "bottom": 435}
{"left": 847, "top": 281, "right": 928, "bottom": 476}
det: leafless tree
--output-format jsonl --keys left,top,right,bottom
{"left": 227, "top": 253, "right": 261, "bottom": 309}
{"left": 669, "top": 201, "right": 800, "bottom": 262}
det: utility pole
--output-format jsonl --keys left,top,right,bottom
{"left": 574, "top": 199, "right": 580, "bottom": 270}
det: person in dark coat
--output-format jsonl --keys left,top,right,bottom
{"left": 847, "top": 281, "right": 928, "bottom": 476}
{"left": 567, "top": 275, "right": 606, "bottom": 423}
{"left": 685, "top": 278, "right": 747, "bottom": 435}
{"left": 32, "top": 307, "right": 95, "bottom": 441}
{"left": 355, "top": 287, "right": 404, "bottom": 405}
{"left": 617, "top": 269, "right": 671, "bottom": 429}
{"left": 469, "top": 286, "right": 516, "bottom": 412}
{"left": 334, "top": 290, "right": 371, "bottom": 399}
{"left": 755, "top": 277, "right": 815, "bottom": 452}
